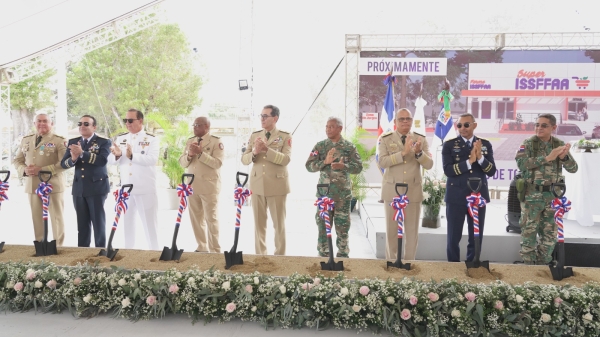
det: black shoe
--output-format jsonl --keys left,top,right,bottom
{"left": 513, "top": 260, "right": 524, "bottom": 264}
{"left": 378, "top": 199, "right": 384, "bottom": 203}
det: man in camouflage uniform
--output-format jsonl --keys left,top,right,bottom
{"left": 305, "top": 117, "right": 363, "bottom": 257}
{"left": 515, "top": 113, "right": 578, "bottom": 265}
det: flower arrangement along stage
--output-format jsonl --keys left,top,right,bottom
{"left": 1, "top": 258, "right": 600, "bottom": 337}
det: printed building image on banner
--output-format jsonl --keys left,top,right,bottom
{"left": 358, "top": 50, "right": 600, "bottom": 186}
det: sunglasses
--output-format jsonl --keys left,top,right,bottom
{"left": 397, "top": 117, "right": 413, "bottom": 122}
{"left": 77, "top": 122, "right": 93, "bottom": 127}
{"left": 535, "top": 123, "right": 551, "bottom": 128}
{"left": 123, "top": 118, "right": 140, "bottom": 124}
{"left": 260, "top": 114, "right": 273, "bottom": 120}
{"left": 456, "top": 122, "right": 472, "bottom": 129}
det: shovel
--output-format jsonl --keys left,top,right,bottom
{"left": 549, "top": 182, "right": 574, "bottom": 281}
{"left": 465, "top": 177, "right": 490, "bottom": 272}
{"left": 316, "top": 184, "right": 344, "bottom": 271}
{"left": 387, "top": 183, "right": 411, "bottom": 270}
{"left": 224, "top": 172, "right": 251, "bottom": 269}
{"left": 160, "top": 174, "right": 195, "bottom": 261}
{"left": 99, "top": 184, "right": 133, "bottom": 261}
{"left": 34, "top": 171, "right": 57, "bottom": 256}
{"left": 0, "top": 170, "right": 9, "bottom": 253}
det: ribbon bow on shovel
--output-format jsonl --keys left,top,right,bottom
{"left": 160, "top": 174, "right": 194, "bottom": 261}
{"left": 549, "top": 192, "right": 573, "bottom": 281}
{"left": 225, "top": 172, "right": 251, "bottom": 269}
{"left": 316, "top": 183, "right": 343, "bottom": 271}
{"left": 387, "top": 183, "right": 410, "bottom": 270}
{"left": 34, "top": 171, "right": 57, "bottom": 256}
{"left": 465, "top": 177, "right": 490, "bottom": 272}
{"left": 99, "top": 184, "right": 132, "bottom": 261}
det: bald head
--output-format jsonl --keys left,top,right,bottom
{"left": 193, "top": 116, "right": 210, "bottom": 138}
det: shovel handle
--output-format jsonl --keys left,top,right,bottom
{"left": 467, "top": 177, "right": 482, "bottom": 193}
{"left": 0, "top": 170, "right": 9, "bottom": 182}
{"left": 317, "top": 183, "right": 330, "bottom": 197}
{"left": 236, "top": 172, "right": 249, "bottom": 187}
{"left": 182, "top": 173, "right": 195, "bottom": 185}
{"left": 121, "top": 184, "right": 133, "bottom": 193}
{"left": 394, "top": 183, "right": 408, "bottom": 196}
{"left": 38, "top": 170, "right": 52, "bottom": 183}
{"left": 551, "top": 182, "right": 566, "bottom": 198}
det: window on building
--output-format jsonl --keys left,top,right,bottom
{"left": 471, "top": 101, "right": 479, "bottom": 118}
{"left": 481, "top": 101, "right": 492, "bottom": 119}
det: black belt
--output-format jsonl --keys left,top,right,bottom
{"left": 534, "top": 185, "right": 551, "bottom": 192}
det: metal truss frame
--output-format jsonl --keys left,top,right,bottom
{"left": 344, "top": 32, "right": 600, "bottom": 126}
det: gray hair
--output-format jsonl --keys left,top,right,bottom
{"left": 327, "top": 116, "right": 343, "bottom": 127}
{"left": 33, "top": 113, "right": 53, "bottom": 123}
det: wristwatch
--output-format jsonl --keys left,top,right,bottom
{"left": 415, "top": 151, "right": 423, "bottom": 159}
{"left": 561, "top": 155, "right": 570, "bottom": 161}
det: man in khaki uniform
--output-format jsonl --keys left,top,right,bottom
{"left": 241, "top": 105, "right": 292, "bottom": 255}
{"left": 13, "top": 113, "right": 67, "bottom": 246}
{"left": 378, "top": 108, "right": 433, "bottom": 260}
{"left": 179, "top": 116, "right": 224, "bottom": 253}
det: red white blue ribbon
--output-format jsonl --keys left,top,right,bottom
{"left": 315, "top": 197, "right": 335, "bottom": 237}
{"left": 390, "top": 195, "right": 409, "bottom": 239}
{"left": 36, "top": 182, "right": 53, "bottom": 220}
{"left": 551, "top": 196, "right": 571, "bottom": 243}
{"left": 0, "top": 181, "right": 9, "bottom": 207}
{"left": 466, "top": 192, "right": 486, "bottom": 237}
{"left": 176, "top": 183, "right": 194, "bottom": 227}
{"left": 234, "top": 186, "right": 252, "bottom": 230}
{"left": 112, "top": 189, "right": 130, "bottom": 231}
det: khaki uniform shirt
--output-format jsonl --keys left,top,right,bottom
{"left": 178, "top": 133, "right": 224, "bottom": 195}
{"left": 13, "top": 132, "right": 67, "bottom": 193}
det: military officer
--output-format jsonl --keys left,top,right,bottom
{"left": 378, "top": 108, "right": 433, "bottom": 261}
{"left": 442, "top": 113, "right": 497, "bottom": 262}
{"left": 179, "top": 116, "right": 224, "bottom": 253}
{"left": 13, "top": 113, "right": 67, "bottom": 246}
{"left": 241, "top": 105, "right": 292, "bottom": 256}
{"left": 61, "top": 115, "right": 111, "bottom": 247}
{"left": 515, "top": 113, "right": 578, "bottom": 265}
{"left": 107, "top": 109, "right": 160, "bottom": 250}
{"left": 305, "top": 117, "right": 363, "bottom": 258}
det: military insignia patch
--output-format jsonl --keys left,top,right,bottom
{"left": 518, "top": 145, "right": 525, "bottom": 152}
{"left": 288, "top": 138, "right": 292, "bottom": 147}
{"left": 219, "top": 143, "right": 224, "bottom": 150}
{"left": 311, "top": 149, "right": 318, "bottom": 156}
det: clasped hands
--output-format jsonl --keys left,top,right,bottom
{"left": 252, "top": 137, "right": 268, "bottom": 155}
{"left": 69, "top": 141, "right": 83, "bottom": 160}
{"left": 400, "top": 138, "right": 422, "bottom": 157}
{"left": 546, "top": 143, "right": 571, "bottom": 162}
{"left": 323, "top": 148, "right": 346, "bottom": 170}
{"left": 468, "top": 140, "right": 484, "bottom": 164}
{"left": 188, "top": 140, "right": 203, "bottom": 157}
{"left": 110, "top": 143, "right": 133, "bottom": 159}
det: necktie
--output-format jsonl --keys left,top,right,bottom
{"left": 265, "top": 132, "right": 271, "bottom": 140}
{"left": 198, "top": 137, "right": 202, "bottom": 144}
{"left": 466, "top": 140, "right": 471, "bottom": 149}
{"left": 35, "top": 136, "right": 42, "bottom": 147}
{"left": 82, "top": 139, "right": 89, "bottom": 149}
{"left": 401, "top": 135, "right": 406, "bottom": 145}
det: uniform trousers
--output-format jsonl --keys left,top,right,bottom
{"left": 446, "top": 203, "right": 486, "bottom": 262}
{"left": 74, "top": 194, "right": 107, "bottom": 248}
{"left": 29, "top": 192, "right": 65, "bottom": 247}
{"left": 188, "top": 192, "right": 221, "bottom": 253}
{"left": 123, "top": 193, "right": 159, "bottom": 250}
{"left": 252, "top": 194, "right": 287, "bottom": 255}
{"left": 384, "top": 200, "right": 421, "bottom": 260}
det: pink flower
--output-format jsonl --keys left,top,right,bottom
{"left": 73, "top": 277, "right": 82, "bottom": 286}
{"left": 427, "top": 292, "right": 439, "bottom": 302}
{"left": 359, "top": 286, "right": 370, "bottom": 296}
{"left": 14, "top": 282, "right": 24, "bottom": 291}
{"left": 494, "top": 301, "right": 504, "bottom": 310}
{"left": 401, "top": 309, "right": 411, "bottom": 320}
{"left": 301, "top": 283, "right": 308, "bottom": 290}
{"left": 46, "top": 279, "right": 57, "bottom": 289}
{"left": 146, "top": 295, "right": 157, "bottom": 306}
{"left": 465, "top": 292, "right": 476, "bottom": 302}
{"left": 313, "top": 277, "right": 321, "bottom": 286}
{"left": 245, "top": 285, "right": 253, "bottom": 294}
{"left": 169, "top": 284, "right": 179, "bottom": 294}
{"left": 554, "top": 297, "right": 563, "bottom": 307}
{"left": 26, "top": 272, "right": 36, "bottom": 281}
{"left": 226, "top": 302, "right": 236, "bottom": 313}
{"left": 409, "top": 295, "right": 418, "bottom": 306}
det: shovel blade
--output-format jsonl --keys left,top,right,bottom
{"left": 466, "top": 260, "right": 490, "bottom": 272}
{"left": 159, "top": 247, "right": 173, "bottom": 261}
{"left": 0, "top": 241, "right": 4, "bottom": 253}
{"left": 320, "top": 260, "right": 344, "bottom": 271}
{"left": 549, "top": 265, "right": 574, "bottom": 281}
{"left": 98, "top": 248, "right": 119, "bottom": 261}
{"left": 33, "top": 240, "right": 57, "bottom": 256}
{"left": 387, "top": 260, "right": 411, "bottom": 270}
{"left": 224, "top": 251, "right": 243, "bottom": 270}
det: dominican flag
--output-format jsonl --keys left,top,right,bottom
{"left": 375, "top": 72, "right": 396, "bottom": 174}
{"left": 434, "top": 106, "right": 455, "bottom": 143}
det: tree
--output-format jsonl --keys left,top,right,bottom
{"left": 67, "top": 24, "right": 203, "bottom": 137}
{"left": 10, "top": 70, "right": 56, "bottom": 142}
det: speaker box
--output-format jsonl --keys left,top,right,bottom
{"left": 564, "top": 243, "right": 600, "bottom": 268}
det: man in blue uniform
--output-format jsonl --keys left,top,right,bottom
{"left": 61, "top": 115, "right": 111, "bottom": 247}
{"left": 442, "top": 113, "right": 496, "bottom": 262}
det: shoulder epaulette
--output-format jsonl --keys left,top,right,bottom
{"left": 381, "top": 131, "right": 394, "bottom": 138}
{"left": 478, "top": 137, "right": 488, "bottom": 141}
{"left": 188, "top": 136, "right": 196, "bottom": 140}
{"left": 279, "top": 130, "right": 290, "bottom": 134}
{"left": 118, "top": 132, "right": 129, "bottom": 136}
{"left": 146, "top": 132, "right": 155, "bottom": 137}
{"left": 23, "top": 134, "right": 34, "bottom": 138}
{"left": 55, "top": 135, "right": 65, "bottom": 139}
{"left": 252, "top": 130, "right": 262, "bottom": 134}
{"left": 413, "top": 132, "right": 425, "bottom": 138}
{"left": 95, "top": 135, "right": 107, "bottom": 139}
{"left": 447, "top": 137, "right": 459, "bottom": 142}
{"left": 211, "top": 135, "right": 220, "bottom": 139}
{"left": 69, "top": 137, "right": 80, "bottom": 141}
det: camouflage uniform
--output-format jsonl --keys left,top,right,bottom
{"left": 515, "top": 135, "right": 578, "bottom": 264}
{"left": 305, "top": 137, "right": 363, "bottom": 257}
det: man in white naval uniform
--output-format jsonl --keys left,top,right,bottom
{"left": 108, "top": 109, "right": 159, "bottom": 250}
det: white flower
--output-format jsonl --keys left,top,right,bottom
{"left": 251, "top": 306, "right": 257, "bottom": 312}
{"left": 422, "top": 191, "right": 431, "bottom": 200}
{"left": 134, "top": 273, "right": 141, "bottom": 281}
{"left": 122, "top": 297, "right": 131, "bottom": 308}
{"left": 340, "top": 287, "right": 349, "bottom": 296}
{"left": 279, "top": 285, "right": 286, "bottom": 294}
{"left": 352, "top": 304, "right": 361, "bottom": 312}
{"left": 59, "top": 269, "right": 68, "bottom": 277}
{"left": 541, "top": 313, "right": 551, "bottom": 323}
{"left": 110, "top": 280, "right": 117, "bottom": 287}
{"left": 254, "top": 277, "right": 260, "bottom": 285}
{"left": 118, "top": 279, "right": 127, "bottom": 286}
{"left": 34, "top": 280, "right": 43, "bottom": 288}
{"left": 83, "top": 294, "right": 92, "bottom": 303}
{"left": 222, "top": 281, "right": 230, "bottom": 291}
{"left": 175, "top": 272, "right": 182, "bottom": 278}
{"left": 562, "top": 290, "right": 570, "bottom": 299}
{"left": 451, "top": 309, "right": 461, "bottom": 318}
{"left": 155, "top": 277, "right": 161, "bottom": 283}
{"left": 5, "top": 281, "right": 14, "bottom": 289}
{"left": 582, "top": 313, "right": 593, "bottom": 322}
{"left": 515, "top": 295, "right": 523, "bottom": 303}
{"left": 386, "top": 296, "right": 395, "bottom": 304}
{"left": 187, "top": 277, "right": 195, "bottom": 285}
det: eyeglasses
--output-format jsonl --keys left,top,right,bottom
{"left": 397, "top": 117, "right": 413, "bottom": 122}
{"left": 260, "top": 114, "right": 273, "bottom": 120}
{"left": 535, "top": 123, "right": 551, "bottom": 128}
{"left": 123, "top": 118, "right": 140, "bottom": 124}
{"left": 456, "top": 122, "right": 472, "bottom": 129}
{"left": 77, "top": 122, "right": 92, "bottom": 127}
{"left": 192, "top": 123, "right": 205, "bottom": 127}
